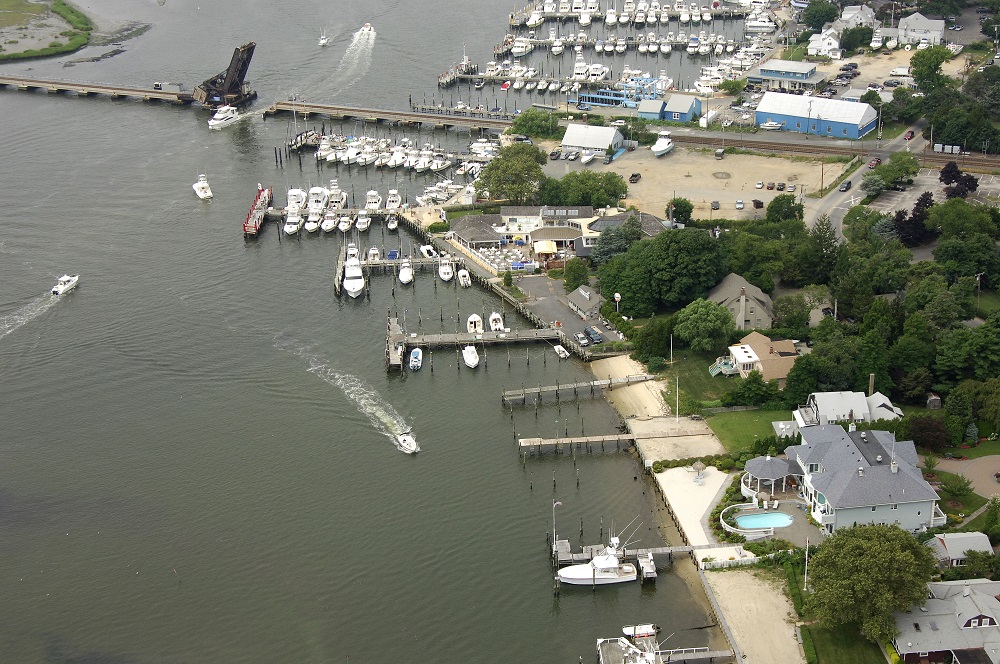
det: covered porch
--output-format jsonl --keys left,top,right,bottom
{"left": 741, "top": 455, "right": 802, "bottom": 500}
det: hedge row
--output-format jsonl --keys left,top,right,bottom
{"left": 52, "top": 0, "right": 94, "bottom": 32}
{"left": 784, "top": 562, "right": 805, "bottom": 618}
{"left": 801, "top": 626, "right": 819, "bottom": 664}
{"left": 600, "top": 302, "right": 635, "bottom": 339}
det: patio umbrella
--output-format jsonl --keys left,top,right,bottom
{"left": 693, "top": 461, "right": 706, "bottom": 478}
{"left": 757, "top": 491, "right": 770, "bottom": 503}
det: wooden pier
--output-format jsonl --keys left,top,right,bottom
{"left": 502, "top": 374, "right": 656, "bottom": 406}
{"left": 0, "top": 75, "right": 196, "bottom": 104}
{"left": 598, "top": 638, "right": 734, "bottom": 664}
{"left": 519, "top": 433, "right": 636, "bottom": 456}
{"left": 262, "top": 100, "right": 513, "bottom": 131}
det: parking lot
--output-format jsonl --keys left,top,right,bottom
{"left": 866, "top": 168, "right": 945, "bottom": 214}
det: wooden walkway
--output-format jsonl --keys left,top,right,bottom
{"left": 262, "top": 100, "right": 513, "bottom": 130}
{"left": 502, "top": 374, "right": 656, "bottom": 405}
{"left": 405, "top": 328, "right": 561, "bottom": 348}
{"left": 597, "top": 639, "right": 733, "bottom": 664}
{"left": 0, "top": 75, "right": 195, "bottom": 103}
{"left": 519, "top": 433, "right": 636, "bottom": 455}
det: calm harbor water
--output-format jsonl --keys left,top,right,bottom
{"left": 0, "top": 1, "right": 717, "bottom": 661}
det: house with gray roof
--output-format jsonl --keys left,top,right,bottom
{"left": 741, "top": 425, "right": 945, "bottom": 534}
{"left": 893, "top": 579, "right": 1000, "bottom": 664}
{"left": 926, "top": 533, "right": 994, "bottom": 569}
{"left": 705, "top": 273, "right": 774, "bottom": 330}
{"left": 897, "top": 12, "right": 945, "bottom": 46}
{"left": 792, "top": 390, "right": 904, "bottom": 431}
{"left": 561, "top": 124, "right": 624, "bottom": 156}
{"left": 575, "top": 209, "right": 672, "bottom": 257}
{"left": 566, "top": 285, "right": 603, "bottom": 319}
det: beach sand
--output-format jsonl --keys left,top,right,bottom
{"left": 590, "top": 355, "right": 668, "bottom": 418}
{"left": 705, "top": 568, "right": 806, "bottom": 664}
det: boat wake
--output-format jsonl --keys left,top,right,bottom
{"left": 0, "top": 293, "right": 61, "bottom": 342}
{"left": 286, "top": 345, "right": 416, "bottom": 452}
{"left": 327, "top": 26, "right": 376, "bottom": 96}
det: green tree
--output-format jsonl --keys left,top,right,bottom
{"left": 474, "top": 144, "right": 546, "bottom": 204}
{"left": 590, "top": 214, "right": 643, "bottom": 266}
{"left": 765, "top": 194, "right": 804, "bottom": 223}
{"left": 910, "top": 45, "right": 954, "bottom": 92}
{"left": 631, "top": 315, "right": 674, "bottom": 361}
{"left": 541, "top": 170, "right": 629, "bottom": 207}
{"left": 673, "top": 298, "right": 737, "bottom": 353}
{"left": 860, "top": 90, "right": 884, "bottom": 109}
{"left": 801, "top": 0, "right": 839, "bottom": 31}
{"left": 772, "top": 293, "right": 811, "bottom": 329}
{"left": 806, "top": 524, "right": 936, "bottom": 642}
{"left": 923, "top": 454, "right": 938, "bottom": 475}
{"left": 510, "top": 108, "right": 564, "bottom": 139}
{"left": 926, "top": 198, "right": 999, "bottom": 240}
{"left": 907, "top": 415, "right": 952, "bottom": 453}
{"left": 933, "top": 234, "right": 1000, "bottom": 287}
{"left": 942, "top": 473, "right": 974, "bottom": 497}
{"left": 563, "top": 257, "right": 589, "bottom": 292}
{"left": 861, "top": 170, "right": 888, "bottom": 198}
{"left": 722, "top": 370, "right": 781, "bottom": 406}
{"left": 667, "top": 197, "right": 694, "bottom": 224}
{"left": 839, "top": 26, "right": 873, "bottom": 52}
{"left": 719, "top": 78, "right": 747, "bottom": 95}
{"left": 783, "top": 334, "right": 864, "bottom": 405}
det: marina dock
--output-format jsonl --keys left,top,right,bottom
{"left": 519, "top": 433, "right": 637, "bottom": 455}
{"left": 597, "top": 638, "right": 734, "bottom": 664}
{"left": 502, "top": 374, "right": 657, "bottom": 406}
{"left": 262, "top": 99, "right": 513, "bottom": 130}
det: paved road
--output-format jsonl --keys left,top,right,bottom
{"left": 936, "top": 455, "right": 1000, "bottom": 500}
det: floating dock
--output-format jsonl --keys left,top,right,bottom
{"left": 520, "top": 433, "right": 637, "bottom": 456}
{"left": 243, "top": 186, "right": 272, "bottom": 237}
{"left": 262, "top": 99, "right": 513, "bottom": 130}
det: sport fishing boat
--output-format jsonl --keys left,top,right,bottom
{"left": 438, "top": 255, "right": 455, "bottom": 282}
{"left": 650, "top": 130, "right": 674, "bottom": 156}
{"left": 462, "top": 345, "right": 480, "bottom": 368}
{"left": 355, "top": 210, "right": 371, "bottom": 232}
{"left": 457, "top": 269, "right": 472, "bottom": 287}
{"left": 398, "top": 258, "right": 414, "bottom": 285}
{"left": 207, "top": 105, "right": 240, "bottom": 130}
{"left": 408, "top": 348, "right": 423, "bottom": 371}
{"left": 489, "top": 311, "right": 504, "bottom": 332}
{"left": 397, "top": 431, "right": 419, "bottom": 454}
{"left": 192, "top": 174, "right": 213, "bottom": 199}
{"left": 556, "top": 536, "right": 638, "bottom": 585}
{"left": 342, "top": 243, "right": 366, "bottom": 299}
{"left": 384, "top": 189, "right": 402, "bottom": 212}
{"left": 51, "top": 274, "right": 79, "bottom": 296}
{"left": 283, "top": 207, "right": 305, "bottom": 235}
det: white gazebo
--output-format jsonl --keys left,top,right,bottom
{"left": 741, "top": 455, "right": 800, "bottom": 499}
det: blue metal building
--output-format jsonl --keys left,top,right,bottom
{"left": 753, "top": 91, "right": 877, "bottom": 140}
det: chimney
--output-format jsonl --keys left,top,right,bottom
{"left": 964, "top": 583, "right": 971, "bottom": 597}
{"left": 769, "top": 346, "right": 774, "bottom": 354}
{"left": 869, "top": 372, "right": 875, "bottom": 397}
{"left": 858, "top": 467, "right": 864, "bottom": 477}
{"left": 860, "top": 431, "right": 867, "bottom": 442}
{"left": 891, "top": 460, "right": 899, "bottom": 474}
{"left": 876, "top": 455, "right": 883, "bottom": 463}
{"left": 740, "top": 287, "right": 746, "bottom": 296}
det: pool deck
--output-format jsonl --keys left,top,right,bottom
{"left": 734, "top": 504, "right": 825, "bottom": 548}
{"left": 653, "top": 466, "right": 729, "bottom": 547}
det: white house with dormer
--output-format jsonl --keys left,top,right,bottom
{"left": 897, "top": 12, "right": 945, "bottom": 46}
{"left": 840, "top": 4, "right": 875, "bottom": 29}
{"left": 807, "top": 26, "right": 844, "bottom": 59}
{"left": 894, "top": 580, "right": 1000, "bottom": 664}
{"left": 741, "top": 425, "right": 946, "bottom": 534}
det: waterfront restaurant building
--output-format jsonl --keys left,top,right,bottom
{"left": 747, "top": 59, "right": 828, "bottom": 92}
{"left": 754, "top": 91, "right": 877, "bottom": 140}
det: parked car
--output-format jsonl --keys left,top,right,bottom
{"left": 711, "top": 200, "right": 720, "bottom": 210}
{"left": 567, "top": 150, "right": 580, "bottom": 161}
{"left": 904, "top": 130, "right": 915, "bottom": 140}
{"left": 755, "top": 181, "right": 764, "bottom": 189}
{"left": 868, "top": 158, "right": 882, "bottom": 169}
{"left": 787, "top": 184, "right": 796, "bottom": 192}
{"left": 838, "top": 180, "right": 852, "bottom": 192}
{"left": 602, "top": 154, "right": 613, "bottom": 164}
{"left": 549, "top": 149, "right": 562, "bottom": 160}
{"left": 574, "top": 332, "right": 590, "bottom": 347}
{"left": 629, "top": 172, "right": 641, "bottom": 183}
{"left": 752, "top": 199, "right": 764, "bottom": 209}
{"left": 735, "top": 199, "right": 745, "bottom": 209}
{"left": 776, "top": 182, "right": 786, "bottom": 191}
{"left": 609, "top": 119, "right": 627, "bottom": 127}
{"left": 585, "top": 326, "right": 604, "bottom": 344}
{"left": 576, "top": 103, "right": 592, "bottom": 111}
{"left": 766, "top": 182, "right": 775, "bottom": 190}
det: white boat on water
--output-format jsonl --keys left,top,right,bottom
{"left": 438, "top": 256, "right": 455, "bottom": 282}
{"left": 462, "top": 345, "right": 480, "bottom": 368}
{"left": 553, "top": 344, "right": 570, "bottom": 359}
{"left": 337, "top": 215, "right": 352, "bottom": 232}
{"left": 283, "top": 207, "right": 305, "bottom": 235}
{"left": 398, "top": 259, "right": 414, "bottom": 284}
{"left": 651, "top": 130, "right": 674, "bottom": 156}
{"left": 321, "top": 210, "right": 339, "bottom": 232}
{"left": 364, "top": 189, "right": 382, "bottom": 211}
{"left": 355, "top": 210, "right": 371, "bottom": 231}
{"left": 360, "top": 22, "right": 375, "bottom": 34}
{"left": 408, "top": 348, "right": 423, "bottom": 371}
{"left": 51, "top": 274, "right": 79, "bottom": 296}
{"left": 386, "top": 214, "right": 399, "bottom": 231}
{"left": 207, "top": 105, "right": 240, "bottom": 130}
{"left": 489, "top": 311, "right": 504, "bottom": 332}
{"left": 623, "top": 624, "right": 660, "bottom": 638}
{"left": 192, "top": 174, "right": 213, "bottom": 199}
{"left": 397, "top": 430, "right": 419, "bottom": 454}
{"left": 457, "top": 269, "right": 472, "bottom": 288}
{"left": 467, "top": 314, "right": 484, "bottom": 334}
{"left": 556, "top": 536, "right": 638, "bottom": 585}
{"left": 305, "top": 186, "right": 329, "bottom": 232}
{"left": 328, "top": 180, "right": 348, "bottom": 209}
{"left": 367, "top": 246, "right": 381, "bottom": 262}
{"left": 287, "top": 188, "right": 308, "bottom": 210}
{"left": 318, "top": 30, "right": 329, "bottom": 47}
{"left": 385, "top": 189, "right": 402, "bottom": 212}
{"left": 419, "top": 244, "right": 438, "bottom": 259}
{"left": 342, "top": 243, "right": 366, "bottom": 299}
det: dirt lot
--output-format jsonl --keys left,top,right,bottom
{"left": 542, "top": 141, "right": 848, "bottom": 219}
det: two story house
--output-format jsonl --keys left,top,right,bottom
{"left": 894, "top": 580, "right": 1000, "bottom": 664}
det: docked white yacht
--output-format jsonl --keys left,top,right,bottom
{"left": 192, "top": 174, "right": 213, "bottom": 200}
{"left": 408, "top": 348, "right": 423, "bottom": 371}
{"left": 367, "top": 246, "right": 381, "bottom": 262}
{"left": 321, "top": 210, "right": 339, "bottom": 232}
{"left": 337, "top": 215, "right": 353, "bottom": 232}
{"left": 556, "top": 537, "right": 638, "bottom": 585}
{"left": 386, "top": 214, "right": 399, "bottom": 231}
{"left": 51, "top": 274, "right": 79, "bottom": 296}
{"left": 418, "top": 245, "right": 439, "bottom": 259}
{"left": 511, "top": 37, "right": 534, "bottom": 57}
{"left": 328, "top": 180, "right": 348, "bottom": 209}
{"left": 286, "top": 187, "right": 308, "bottom": 211}
{"left": 438, "top": 255, "right": 455, "bottom": 282}
{"left": 526, "top": 9, "right": 545, "bottom": 28}
{"left": 489, "top": 312, "right": 504, "bottom": 332}
{"left": 398, "top": 259, "right": 414, "bottom": 284}
{"left": 457, "top": 269, "right": 472, "bottom": 288}
{"left": 305, "top": 186, "right": 330, "bottom": 231}
{"left": 385, "top": 189, "right": 402, "bottom": 212}
{"left": 355, "top": 210, "right": 371, "bottom": 231}
{"left": 364, "top": 189, "right": 382, "bottom": 211}
{"left": 650, "top": 130, "right": 674, "bottom": 156}
{"left": 462, "top": 345, "right": 480, "bottom": 368}
{"left": 207, "top": 105, "right": 241, "bottom": 130}
{"left": 342, "top": 243, "right": 366, "bottom": 299}
{"left": 467, "top": 314, "right": 484, "bottom": 335}
{"left": 283, "top": 207, "right": 305, "bottom": 235}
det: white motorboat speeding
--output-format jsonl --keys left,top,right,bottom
{"left": 51, "top": 274, "right": 79, "bottom": 296}
{"left": 457, "top": 269, "right": 472, "bottom": 287}
{"left": 397, "top": 430, "right": 419, "bottom": 454}
{"left": 207, "top": 105, "right": 241, "bottom": 130}
{"left": 650, "top": 130, "right": 674, "bottom": 156}
{"left": 408, "top": 348, "right": 423, "bottom": 370}
{"left": 462, "top": 345, "right": 480, "bottom": 368}
{"left": 318, "top": 30, "right": 329, "bottom": 47}
{"left": 398, "top": 259, "right": 414, "bottom": 285}
{"left": 438, "top": 255, "right": 455, "bottom": 282}
{"left": 342, "top": 243, "right": 366, "bottom": 298}
{"left": 556, "top": 536, "right": 638, "bottom": 585}
{"left": 467, "top": 314, "right": 484, "bottom": 335}
{"left": 489, "top": 311, "right": 504, "bottom": 332}
{"left": 192, "top": 174, "right": 213, "bottom": 199}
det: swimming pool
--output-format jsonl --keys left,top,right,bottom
{"left": 735, "top": 512, "right": 794, "bottom": 529}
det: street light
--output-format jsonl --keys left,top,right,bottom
{"left": 614, "top": 292, "right": 622, "bottom": 313}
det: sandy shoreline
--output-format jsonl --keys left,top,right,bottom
{"left": 0, "top": 1, "right": 149, "bottom": 61}
{"left": 590, "top": 355, "right": 669, "bottom": 418}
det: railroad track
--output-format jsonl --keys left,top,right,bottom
{"left": 670, "top": 134, "right": 1000, "bottom": 171}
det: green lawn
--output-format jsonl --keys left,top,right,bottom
{"left": 662, "top": 351, "right": 731, "bottom": 403}
{"left": 978, "top": 289, "right": 1000, "bottom": 317}
{"left": 781, "top": 43, "right": 808, "bottom": 61}
{"left": 806, "top": 623, "right": 886, "bottom": 664}
{"left": 706, "top": 410, "right": 793, "bottom": 454}
{"left": 932, "top": 469, "right": 988, "bottom": 517}
{"left": 941, "top": 437, "right": 1000, "bottom": 460}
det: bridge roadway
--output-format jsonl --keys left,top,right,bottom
{"left": 262, "top": 99, "right": 513, "bottom": 130}
{"left": 0, "top": 74, "right": 193, "bottom": 103}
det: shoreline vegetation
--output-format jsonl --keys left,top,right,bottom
{"left": 0, "top": 0, "right": 92, "bottom": 62}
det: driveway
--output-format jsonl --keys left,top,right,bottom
{"left": 936, "top": 455, "right": 1000, "bottom": 499}
{"left": 515, "top": 274, "right": 609, "bottom": 344}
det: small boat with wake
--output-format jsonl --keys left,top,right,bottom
{"left": 207, "top": 105, "right": 241, "bottom": 130}
{"left": 192, "top": 174, "right": 213, "bottom": 199}
{"left": 397, "top": 430, "right": 419, "bottom": 454}
{"left": 52, "top": 274, "right": 80, "bottom": 296}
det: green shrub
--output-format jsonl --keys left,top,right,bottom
{"left": 647, "top": 356, "right": 666, "bottom": 373}
{"left": 547, "top": 268, "right": 564, "bottom": 279}
{"left": 801, "top": 626, "right": 819, "bottom": 664}
{"left": 885, "top": 641, "right": 901, "bottom": 664}
{"left": 427, "top": 221, "right": 449, "bottom": 233}
{"left": 652, "top": 461, "right": 664, "bottom": 473}
{"left": 52, "top": 0, "right": 94, "bottom": 32}
{"left": 718, "top": 457, "right": 735, "bottom": 471}
{"left": 784, "top": 562, "right": 805, "bottom": 617}
{"left": 48, "top": 42, "right": 62, "bottom": 48}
